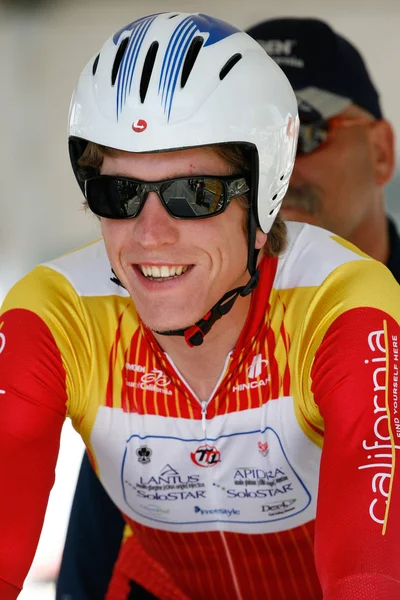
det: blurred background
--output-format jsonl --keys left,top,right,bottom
{"left": 1, "top": 0, "right": 399, "bottom": 597}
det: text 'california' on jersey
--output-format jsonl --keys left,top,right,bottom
{"left": 0, "top": 221, "right": 399, "bottom": 600}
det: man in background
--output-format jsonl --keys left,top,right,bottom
{"left": 56, "top": 17, "right": 400, "bottom": 600}
{"left": 247, "top": 17, "right": 399, "bottom": 280}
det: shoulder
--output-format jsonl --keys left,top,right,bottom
{"left": 272, "top": 221, "right": 399, "bottom": 322}
{"left": 42, "top": 238, "right": 129, "bottom": 299}
{"left": 2, "top": 239, "right": 129, "bottom": 314}
{"left": 275, "top": 221, "right": 372, "bottom": 290}
{"left": 0, "top": 239, "right": 135, "bottom": 344}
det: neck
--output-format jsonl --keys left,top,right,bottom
{"left": 152, "top": 291, "right": 252, "bottom": 402}
{"left": 349, "top": 204, "right": 389, "bottom": 263}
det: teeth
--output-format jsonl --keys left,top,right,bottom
{"left": 140, "top": 265, "right": 188, "bottom": 278}
{"left": 160, "top": 266, "right": 169, "bottom": 278}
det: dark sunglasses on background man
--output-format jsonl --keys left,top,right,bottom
{"left": 297, "top": 115, "right": 372, "bottom": 155}
{"left": 84, "top": 175, "right": 249, "bottom": 220}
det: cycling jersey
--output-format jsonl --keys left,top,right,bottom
{"left": 1, "top": 221, "right": 400, "bottom": 600}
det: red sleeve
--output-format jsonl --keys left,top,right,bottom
{"left": 0, "top": 308, "right": 67, "bottom": 595}
{"left": 311, "top": 307, "right": 400, "bottom": 599}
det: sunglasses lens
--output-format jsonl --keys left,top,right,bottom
{"left": 297, "top": 120, "right": 329, "bottom": 155}
{"left": 161, "top": 178, "right": 225, "bottom": 218}
{"left": 86, "top": 178, "right": 142, "bottom": 218}
{"left": 85, "top": 176, "right": 243, "bottom": 220}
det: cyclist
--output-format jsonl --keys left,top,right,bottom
{"left": 1, "top": 12, "right": 400, "bottom": 600}
{"left": 58, "top": 16, "right": 400, "bottom": 600}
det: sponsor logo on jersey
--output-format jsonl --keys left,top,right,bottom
{"left": 261, "top": 498, "right": 296, "bottom": 516}
{"left": 232, "top": 354, "right": 270, "bottom": 392}
{"left": 136, "top": 489, "right": 206, "bottom": 501}
{"left": 190, "top": 444, "right": 221, "bottom": 467}
{"left": 140, "top": 504, "right": 170, "bottom": 515}
{"left": 214, "top": 466, "right": 294, "bottom": 499}
{"left": 125, "top": 362, "right": 145, "bottom": 373}
{"left": 126, "top": 366, "right": 172, "bottom": 395}
{"left": 359, "top": 328, "right": 400, "bottom": 528}
{"left": 247, "top": 354, "right": 269, "bottom": 379}
{"left": 126, "top": 464, "right": 206, "bottom": 502}
{"left": 138, "top": 464, "right": 204, "bottom": 489}
{"left": 227, "top": 486, "right": 293, "bottom": 499}
{"left": 194, "top": 505, "right": 240, "bottom": 517}
{"left": 258, "top": 440, "right": 269, "bottom": 456}
{"left": 136, "top": 445, "right": 152, "bottom": 464}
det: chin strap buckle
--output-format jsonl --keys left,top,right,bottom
{"left": 182, "top": 271, "right": 260, "bottom": 347}
{"left": 149, "top": 270, "right": 261, "bottom": 347}
{"left": 184, "top": 311, "right": 213, "bottom": 347}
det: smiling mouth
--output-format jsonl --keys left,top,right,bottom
{"left": 139, "top": 264, "right": 190, "bottom": 280}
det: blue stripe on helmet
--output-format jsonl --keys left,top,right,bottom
{"left": 126, "top": 19, "right": 154, "bottom": 97}
{"left": 114, "top": 13, "right": 241, "bottom": 121}
{"left": 158, "top": 17, "right": 192, "bottom": 99}
{"left": 116, "top": 16, "right": 156, "bottom": 118}
{"left": 113, "top": 13, "right": 163, "bottom": 45}
{"left": 190, "top": 14, "right": 240, "bottom": 46}
{"left": 165, "top": 26, "right": 197, "bottom": 120}
{"left": 159, "top": 15, "right": 239, "bottom": 120}
{"left": 161, "top": 22, "right": 196, "bottom": 112}
{"left": 118, "top": 21, "right": 146, "bottom": 115}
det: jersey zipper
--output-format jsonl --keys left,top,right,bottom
{"left": 165, "top": 351, "right": 232, "bottom": 440}
{"left": 201, "top": 400, "right": 207, "bottom": 434}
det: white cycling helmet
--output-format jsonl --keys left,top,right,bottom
{"left": 68, "top": 11, "right": 298, "bottom": 233}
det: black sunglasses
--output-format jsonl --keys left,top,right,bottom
{"left": 84, "top": 175, "right": 249, "bottom": 220}
{"left": 297, "top": 116, "right": 371, "bottom": 156}
{"left": 297, "top": 117, "right": 330, "bottom": 155}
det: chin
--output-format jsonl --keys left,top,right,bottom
{"left": 137, "top": 309, "right": 202, "bottom": 335}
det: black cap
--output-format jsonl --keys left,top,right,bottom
{"left": 246, "top": 17, "right": 382, "bottom": 120}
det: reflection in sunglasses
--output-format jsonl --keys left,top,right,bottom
{"left": 84, "top": 175, "right": 249, "bottom": 220}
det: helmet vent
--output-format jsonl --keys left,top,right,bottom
{"left": 180, "top": 36, "right": 204, "bottom": 88}
{"left": 140, "top": 42, "right": 159, "bottom": 103}
{"left": 111, "top": 37, "right": 129, "bottom": 86}
{"left": 168, "top": 13, "right": 179, "bottom": 19}
{"left": 219, "top": 53, "right": 242, "bottom": 80}
{"left": 92, "top": 54, "right": 100, "bottom": 76}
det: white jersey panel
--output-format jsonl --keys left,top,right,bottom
{"left": 276, "top": 222, "right": 369, "bottom": 290}
{"left": 42, "top": 239, "right": 129, "bottom": 298}
{"left": 90, "top": 396, "right": 321, "bottom": 534}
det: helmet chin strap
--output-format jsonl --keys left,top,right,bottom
{"left": 110, "top": 210, "right": 261, "bottom": 348}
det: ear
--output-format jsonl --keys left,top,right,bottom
{"left": 368, "top": 119, "right": 395, "bottom": 186}
{"left": 255, "top": 228, "right": 267, "bottom": 249}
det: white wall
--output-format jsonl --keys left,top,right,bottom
{"left": 1, "top": 0, "right": 399, "bottom": 595}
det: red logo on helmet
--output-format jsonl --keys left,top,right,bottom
{"left": 132, "top": 119, "right": 147, "bottom": 133}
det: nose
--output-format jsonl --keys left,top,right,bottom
{"left": 134, "top": 191, "right": 179, "bottom": 248}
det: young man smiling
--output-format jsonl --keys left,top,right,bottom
{"left": 1, "top": 12, "right": 400, "bottom": 600}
